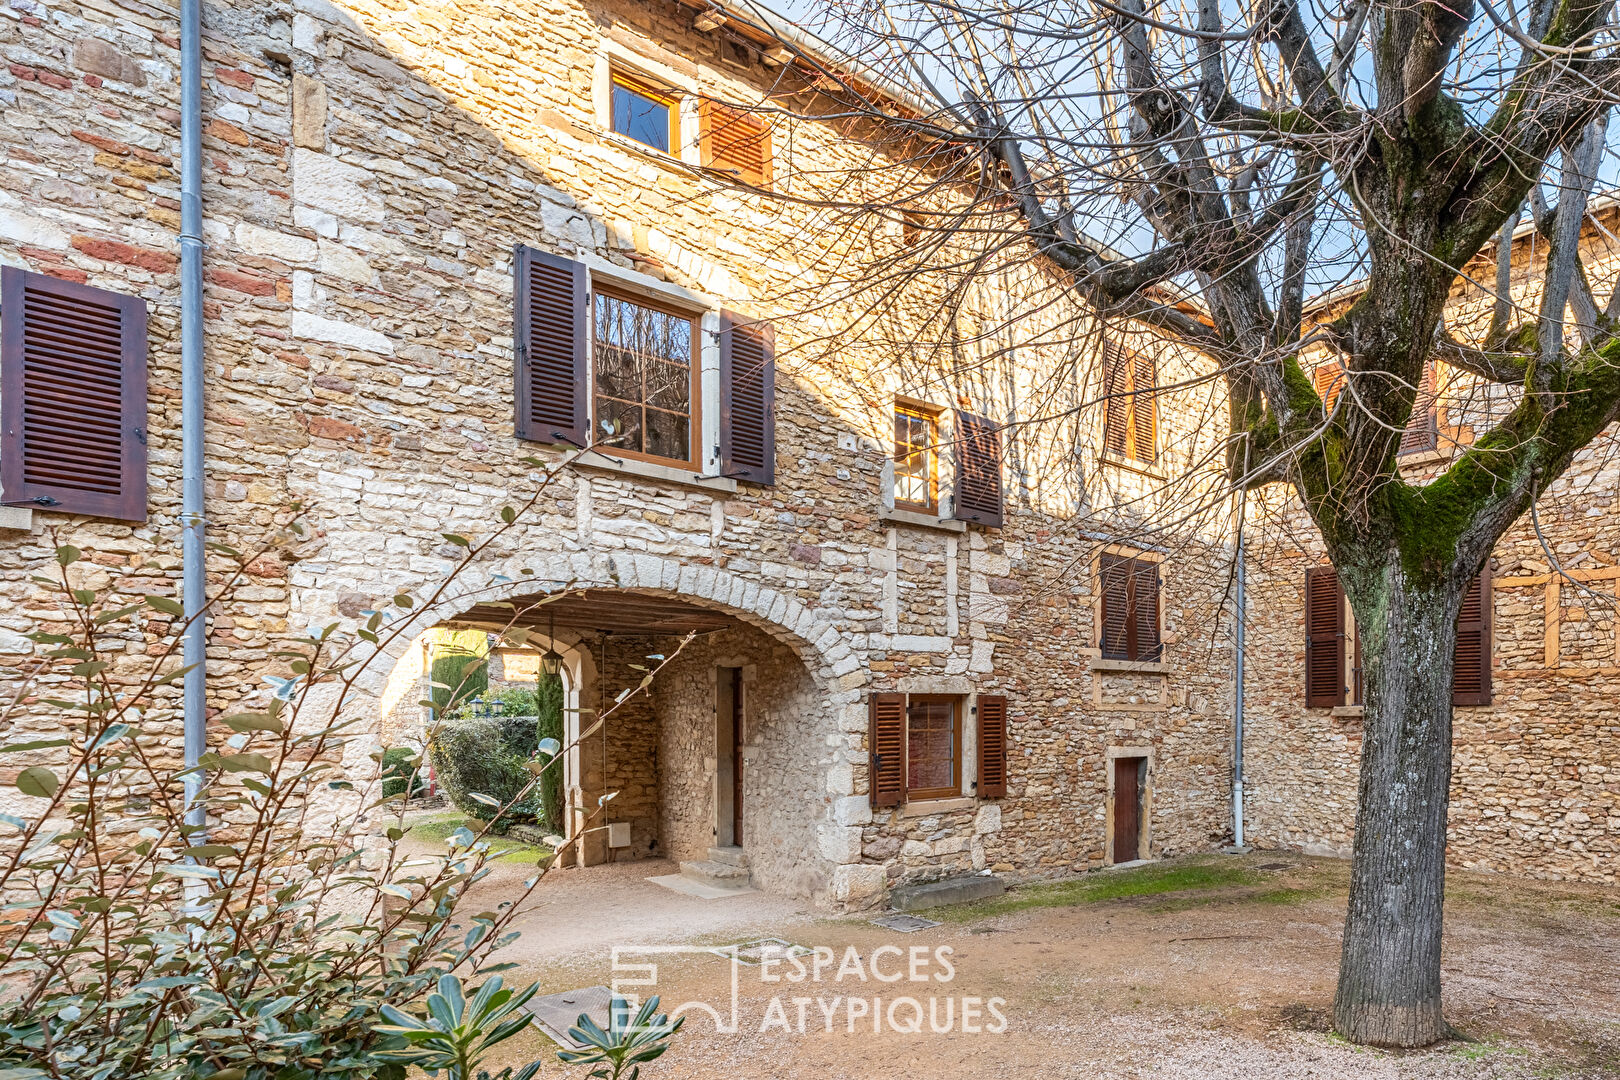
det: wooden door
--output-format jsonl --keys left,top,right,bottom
{"left": 1113, "top": 757, "right": 1142, "bottom": 863}
{"left": 730, "top": 668, "right": 743, "bottom": 845}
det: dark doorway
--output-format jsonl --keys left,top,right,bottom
{"left": 1113, "top": 756, "right": 1145, "bottom": 863}
{"left": 729, "top": 667, "right": 743, "bottom": 845}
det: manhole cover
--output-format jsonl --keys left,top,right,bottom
{"left": 1256, "top": 862, "right": 1292, "bottom": 871}
{"left": 871, "top": 913, "right": 942, "bottom": 933}
{"left": 524, "top": 984, "right": 614, "bottom": 1048}
{"left": 711, "top": 937, "right": 811, "bottom": 965}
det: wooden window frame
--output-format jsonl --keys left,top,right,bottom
{"left": 609, "top": 68, "right": 679, "bottom": 155}
{"left": 892, "top": 398, "right": 941, "bottom": 514}
{"left": 589, "top": 282, "right": 701, "bottom": 469}
{"left": 1097, "top": 551, "right": 1164, "bottom": 662}
{"left": 1315, "top": 361, "right": 1346, "bottom": 413}
{"left": 903, "top": 693, "right": 962, "bottom": 802}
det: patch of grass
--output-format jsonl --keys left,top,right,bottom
{"left": 937, "top": 857, "right": 1262, "bottom": 922}
{"left": 406, "top": 812, "right": 553, "bottom": 865}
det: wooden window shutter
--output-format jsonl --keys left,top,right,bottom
{"left": 1102, "top": 341, "right": 1131, "bottom": 457}
{"left": 1134, "top": 560, "right": 1162, "bottom": 660}
{"left": 1399, "top": 361, "right": 1438, "bottom": 455}
{"left": 700, "top": 101, "right": 772, "bottom": 186}
{"left": 976, "top": 694, "right": 1008, "bottom": 798}
{"left": 513, "top": 245, "right": 588, "bottom": 447}
{"left": 1098, "top": 553, "right": 1131, "bottom": 659}
{"left": 868, "top": 692, "right": 906, "bottom": 808}
{"left": 1315, "top": 362, "right": 1345, "bottom": 412}
{"left": 1099, "top": 553, "right": 1159, "bottom": 661}
{"left": 1, "top": 267, "right": 147, "bottom": 521}
{"left": 1131, "top": 349, "right": 1157, "bottom": 463}
{"left": 1452, "top": 567, "right": 1492, "bottom": 706}
{"left": 951, "top": 410, "right": 1004, "bottom": 526}
{"left": 718, "top": 311, "right": 775, "bottom": 484}
{"left": 1305, "top": 565, "right": 1345, "bottom": 707}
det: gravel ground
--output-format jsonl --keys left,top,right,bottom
{"left": 404, "top": 838, "right": 1620, "bottom": 1079}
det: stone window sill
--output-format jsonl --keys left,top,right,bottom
{"left": 1099, "top": 452, "right": 1167, "bottom": 480}
{"left": 900, "top": 796, "right": 975, "bottom": 817}
{"left": 1331, "top": 705, "right": 1365, "bottom": 718}
{"left": 1397, "top": 448, "right": 1450, "bottom": 468}
{"left": 570, "top": 452, "right": 738, "bottom": 494}
{"left": 879, "top": 507, "right": 966, "bottom": 533}
{"left": 0, "top": 506, "right": 35, "bottom": 531}
{"left": 1090, "top": 658, "right": 1174, "bottom": 675}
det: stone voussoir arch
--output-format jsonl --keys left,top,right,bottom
{"left": 356, "top": 550, "right": 865, "bottom": 701}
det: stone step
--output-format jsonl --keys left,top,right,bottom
{"left": 707, "top": 845, "right": 749, "bottom": 867}
{"left": 888, "top": 874, "right": 1005, "bottom": 912}
{"left": 679, "top": 858, "right": 752, "bottom": 891}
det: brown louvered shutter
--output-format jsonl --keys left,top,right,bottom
{"left": 1305, "top": 565, "right": 1345, "bottom": 707}
{"left": 1133, "top": 560, "right": 1162, "bottom": 660}
{"left": 1102, "top": 341, "right": 1130, "bottom": 457}
{"left": 513, "top": 245, "right": 588, "bottom": 447}
{"left": 1131, "top": 349, "right": 1157, "bottom": 463}
{"left": 1315, "top": 362, "right": 1345, "bottom": 412}
{"left": 951, "top": 410, "right": 1003, "bottom": 526}
{"left": 1452, "top": 567, "right": 1492, "bottom": 706}
{"left": 1399, "top": 361, "right": 1438, "bottom": 455}
{"left": 868, "top": 692, "right": 906, "bottom": 808}
{"left": 1099, "top": 553, "right": 1132, "bottom": 659}
{"left": 976, "top": 694, "right": 1007, "bottom": 798}
{"left": 718, "top": 311, "right": 775, "bottom": 484}
{"left": 700, "top": 101, "right": 772, "bottom": 187}
{"left": 1, "top": 267, "right": 147, "bottom": 521}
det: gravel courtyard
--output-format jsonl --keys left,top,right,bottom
{"left": 411, "top": 835, "right": 1620, "bottom": 1079}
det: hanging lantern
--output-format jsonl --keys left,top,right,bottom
{"left": 539, "top": 607, "right": 563, "bottom": 678}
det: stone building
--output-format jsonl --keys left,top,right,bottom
{"left": 1242, "top": 215, "right": 1620, "bottom": 886}
{"left": 0, "top": 0, "right": 1611, "bottom": 911}
{"left": 0, "top": 0, "right": 1240, "bottom": 909}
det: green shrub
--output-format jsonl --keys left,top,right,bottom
{"left": 429, "top": 713, "right": 542, "bottom": 828}
{"left": 381, "top": 746, "right": 427, "bottom": 800}
{"left": 534, "top": 674, "right": 565, "bottom": 832}
{"left": 431, "top": 630, "right": 489, "bottom": 716}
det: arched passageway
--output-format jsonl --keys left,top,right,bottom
{"left": 374, "top": 580, "right": 847, "bottom": 901}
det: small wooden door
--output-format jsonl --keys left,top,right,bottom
{"left": 1113, "top": 757, "right": 1143, "bottom": 863}
{"left": 730, "top": 668, "right": 744, "bottom": 845}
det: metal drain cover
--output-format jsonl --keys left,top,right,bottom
{"left": 524, "top": 984, "right": 614, "bottom": 1048}
{"left": 871, "top": 913, "right": 942, "bottom": 933}
{"left": 711, "top": 937, "right": 811, "bottom": 965}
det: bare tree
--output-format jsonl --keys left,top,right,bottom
{"left": 702, "top": 0, "right": 1620, "bottom": 1047}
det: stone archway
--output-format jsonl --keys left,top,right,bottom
{"left": 349, "top": 551, "right": 875, "bottom": 905}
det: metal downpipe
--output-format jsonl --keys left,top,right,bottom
{"left": 179, "top": 0, "right": 207, "bottom": 839}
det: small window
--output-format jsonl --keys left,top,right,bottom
{"left": 905, "top": 695, "right": 960, "bottom": 800}
{"left": 610, "top": 70, "right": 676, "bottom": 153}
{"left": 592, "top": 288, "right": 697, "bottom": 466}
{"left": 893, "top": 401, "right": 938, "bottom": 513}
{"left": 1098, "top": 553, "right": 1162, "bottom": 661}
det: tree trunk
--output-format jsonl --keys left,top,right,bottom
{"left": 1333, "top": 564, "right": 1460, "bottom": 1047}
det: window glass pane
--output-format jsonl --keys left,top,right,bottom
{"left": 893, "top": 407, "right": 935, "bottom": 508}
{"left": 593, "top": 293, "right": 693, "bottom": 464}
{"left": 906, "top": 699, "right": 955, "bottom": 793}
{"left": 596, "top": 396, "right": 644, "bottom": 455}
{"left": 612, "top": 80, "right": 671, "bottom": 152}
{"left": 645, "top": 408, "right": 690, "bottom": 461}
